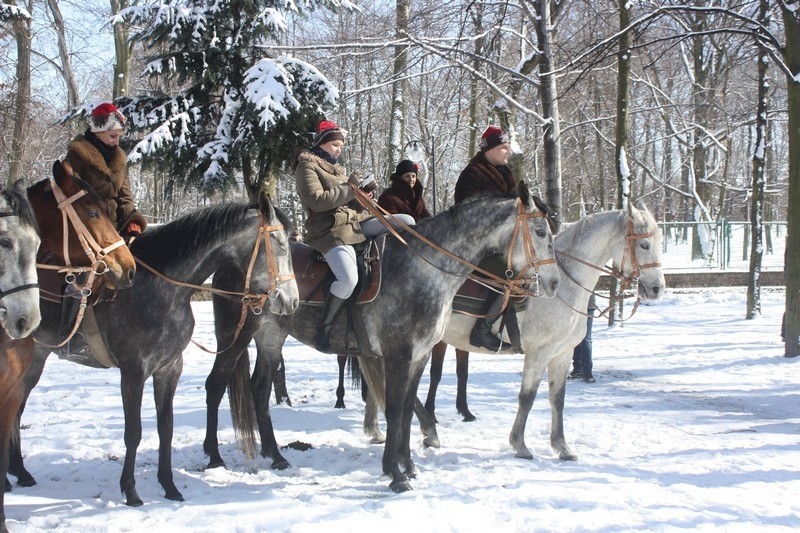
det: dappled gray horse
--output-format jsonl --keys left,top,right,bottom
{"left": 9, "top": 194, "right": 297, "bottom": 507}
{"left": 208, "top": 186, "right": 559, "bottom": 492}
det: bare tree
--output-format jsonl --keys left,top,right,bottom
{"left": 4, "top": 0, "right": 33, "bottom": 184}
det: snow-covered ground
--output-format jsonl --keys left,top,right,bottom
{"left": 5, "top": 288, "right": 798, "bottom": 532}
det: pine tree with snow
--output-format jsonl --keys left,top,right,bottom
{"left": 115, "top": 0, "right": 350, "bottom": 200}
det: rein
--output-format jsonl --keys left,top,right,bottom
{"left": 555, "top": 219, "right": 661, "bottom": 322}
{"left": 133, "top": 212, "right": 295, "bottom": 355}
{"left": 0, "top": 211, "right": 39, "bottom": 299}
{"left": 350, "top": 185, "right": 555, "bottom": 304}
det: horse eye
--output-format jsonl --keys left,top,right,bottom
{"left": 640, "top": 241, "right": 650, "bottom": 250}
{"left": 536, "top": 228, "right": 546, "bottom": 238}
{"left": 88, "top": 209, "right": 101, "bottom": 219}
{"left": 0, "top": 238, "right": 12, "bottom": 249}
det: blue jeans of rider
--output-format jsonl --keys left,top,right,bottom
{"left": 570, "top": 313, "right": 594, "bottom": 382}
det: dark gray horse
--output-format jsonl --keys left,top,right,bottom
{"left": 206, "top": 187, "right": 560, "bottom": 492}
{"left": 8, "top": 194, "right": 298, "bottom": 507}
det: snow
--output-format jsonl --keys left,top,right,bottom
{"left": 5, "top": 288, "right": 799, "bottom": 532}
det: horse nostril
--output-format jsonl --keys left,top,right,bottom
{"left": 16, "top": 316, "right": 27, "bottom": 334}
{"left": 550, "top": 280, "right": 559, "bottom": 293}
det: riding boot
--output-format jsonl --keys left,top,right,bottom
{"left": 315, "top": 293, "right": 348, "bottom": 354}
{"left": 57, "top": 288, "right": 91, "bottom": 360}
{"left": 469, "top": 292, "right": 512, "bottom": 352}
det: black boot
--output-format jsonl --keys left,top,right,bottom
{"left": 315, "top": 293, "right": 348, "bottom": 354}
{"left": 57, "top": 289, "right": 91, "bottom": 359}
{"left": 469, "top": 293, "right": 512, "bottom": 352}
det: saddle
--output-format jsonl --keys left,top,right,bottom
{"left": 292, "top": 240, "right": 382, "bottom": 305}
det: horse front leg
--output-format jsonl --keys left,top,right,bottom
{"left": 251, "top": 341, "right": 289, "bottom": 469}
{"left": 398, "top": 358, "right": 429, "bottom": 479}
{"left": 548, "top": 352, "right": 577, "bottom": 461}
{"left": 119, "top": 368, "right": 147, "bottom": 506}
{"left": 382, "top": 352, "right": 412, "bottom": 493}
{"left": 153, "top": 360, "right": 184, "bottom": 502}
{"left": 335, "top": 355, "right": 347, "bottom": 408}
{"left": 423, "top": 340, "right": 446, "bottom": 422}
{"left": 509, "top": 352, "right": 548, "bottom": 460}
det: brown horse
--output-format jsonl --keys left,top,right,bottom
{"left": 2, "top": 162, "right": 136, "bottom": 532}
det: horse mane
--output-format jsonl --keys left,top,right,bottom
{"left": 131, "top": 202, "right": 255, "bottom": 269}
{"left": 2, "top": 181, "right": 39, "bottom": 233}
{"left": 414, "top": 192, "right": 519, "bottom": 233}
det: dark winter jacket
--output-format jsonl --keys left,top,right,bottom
{"left": 377, "top": 177, "right": 431, "bottom": 222}
{"left": 65, "top": 133, "right": 147, "bottom": 233}
{"left": 294, "top": 149, "right": 371, "bottom": 253}
{"left": 453, "top": 151, "right": 518, "bottom": 204}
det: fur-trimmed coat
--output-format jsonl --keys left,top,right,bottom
{"left": 294, "top": 150, "right": 371, "bottom": 253}
{"left": 453, "top": 151, "right": 518, "bottom": 204}
{"left": 65, "top": 134, "right": 147, "bottom": 233}
{"left": 377, "top": 177, "right": 431, "bottom": 222}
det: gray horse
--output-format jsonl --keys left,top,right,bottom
{"left": 207, "top": 187, "right": 560, "bottom": 492}
{"left": 9, "top": 194, "right": 298, "bottom": 507}
{"left": 363, "top": 204, "right": 665, "bottom": 461}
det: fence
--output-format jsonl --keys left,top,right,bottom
{"left": 658, "top": 220, "right": 786, "bottom": 271}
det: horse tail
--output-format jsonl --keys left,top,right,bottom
{"left": 347, "top": 356, "right": 362, "bottom": 391}
{"left": 357, "top": 357, "right": 386, "bottom": 411}
{"left": 229, "top": 349, "right": 258, "bottom": 460}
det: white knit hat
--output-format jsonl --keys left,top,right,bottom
{"left": 89, "top": 102, "right": 126, "bottom": 133}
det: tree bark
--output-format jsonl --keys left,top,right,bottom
{"left": 746, "top": 0, "right": 769, "bottom": 320}
{"left": 780, "top": 1, "right": 800, "bottom": 356}
{"left": 386, "top": 0, "right": 410, "bottom": 182}
{"left": 46, "top": 0, "right": 80, "bottom": 109}
{"left": 6, "top": 0, "right": 33, "bottom": 184}
{"left": 110, "top": 0, "right": 132, "bottom": 98}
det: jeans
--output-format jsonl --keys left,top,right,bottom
{"left": 571, "top": 313, "right": 593, "bottom": 376}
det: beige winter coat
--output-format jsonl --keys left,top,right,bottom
{"left": 294, "top": 150, "right": 371, "bottom": 253}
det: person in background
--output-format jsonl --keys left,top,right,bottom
{"left": 294, "top": 120, "right": 415, "bottom": 353}
{"left": 377, "top": 159, "right": 431, "bottom": 220}
{"left": 454, "top": 125, "right": 518, "bottom": 351}
{"left": 568, "top": 294, "right": 597, "bottom": 383}
{"left": 58, "top": 101, "right": 147, "bottom": 358}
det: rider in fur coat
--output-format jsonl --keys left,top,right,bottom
{"left": 65, "top": 102, "right": 147, "bottom": 236}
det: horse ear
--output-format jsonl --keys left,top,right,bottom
{"left": 636, "top": 199, "right": 650, "bottom": 213}
{"left": 258, "top": 190, "right": 273, "bottom": 218}
{"left": 517, "top": 180, "right": 531, "bottom": 207}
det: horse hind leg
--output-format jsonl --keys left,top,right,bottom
{"left": 423, "top": 341, "right": 446, "bottom": 423}
{"left": 153, "top": 363, "right": 184, "bottom": 502}
{"left": 509, "top": 355, "right": 548, "bottom": 460}
{"left": 250, "top": 340, "right": 290, "bottom": 470}
{"left": 548, "top": 353, "right": 577, "bottom": 461}
{"left": 334, "top": 355, "right": 347, "bottom": 408}
{"left": 454, "top": 349, "right": 475, "bottom": 422}
{"left": 363, "top": 388, "right": 385, "bottom": 444}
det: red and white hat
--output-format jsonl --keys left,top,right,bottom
{"left": 89, "top": 102, "right": 126, "bottom": 133}
{"left": 312, "top": 120, "right": 346, "bottom": 147}
{"left": 479, "top": 125, "right": 510, "bottom": 152}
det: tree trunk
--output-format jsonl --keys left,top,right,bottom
{"left": 110, "top": 0, "right": 132, "bottom": 98}
{"left": 46, "top": 0, "right": 80, "bottom": 109}
{"left": 609, "top": 0, "right": 632, "bottom": 326}
{"left": 533, "top": 0, "right": 562, "bottom": 228}
{"left": 746, "top": 0, "right": 769, "bottom": 320}
{"left": 781, "top": 2, "right": 800, "bottom": 357}
{"left": 6, "top": 0, "right": 33, "bottom": 184}
{"left": 385, "top": 0, "right": 410, "bottom": 182}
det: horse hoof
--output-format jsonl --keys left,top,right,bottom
{"left": 389, "top": 479, "right": 413, "bottom": 493}
{"left": 559, "top": 452, "right": 578, "bottom": 461}
{"left": 514, "top": 450, "right": 534, "bottom": 460}
{"left": 423, "top": 436, "right": 440, "bottom": 449}
{"left": 14, "top": 474, "right": 36, "bottom": 488}
{"left": 271, "top": 459, "right": 291, "bottom": 470}
{"left": 206, "top": 459, "right": 225, "bottom": 470}
{"left": 165, "top": 489, "right": 185, "bottom": 502}
{"left": 125, "top": 496, "right": 144, "bottom": 507}
{"left": 461, "top": 413, "right": 476, "bottom": 422}
{"left": 4, "top": 478, "right": 11, "bottom": 492}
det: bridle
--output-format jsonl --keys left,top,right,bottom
{"left": 350, "top": 185, "right": 556, "bottom": 302}
{"left": 0, "top": 211, "right": 39, "bottom": 300}
{"left": 134, "top": 210, "right": 296, "bottom": 354}
{"left": 556, "top": 218, "right": 662, "bottom": 321}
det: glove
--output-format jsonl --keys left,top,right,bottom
{"left": 348, "top": 171, "right": 363, "bottom": 186}
{"left": 125, "top": 222, "right": 142, "bottom": 236}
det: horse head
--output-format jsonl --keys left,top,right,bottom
{"left": 514, "top": 181, "right": 560, "bottom": 298}
{"left": 255, "top": 191, "right": 299, "bottom": 315}
{"left": 0, "top": 180, "right": 41, "bottom": 338}
{"left": 27, "top": 160, "right": 137, "bottom": 290}
{"left": 614, "top": 202, "right": 665, "bottom": 301}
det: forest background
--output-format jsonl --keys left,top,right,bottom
{"left": 1, "top": 0, "right": 799, "bottom": 356}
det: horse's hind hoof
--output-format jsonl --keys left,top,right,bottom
{"left": 390, "top": 479, "right": 413, "bottom": 493}
{"left": 559, "top": 452, "right": 578, "bottom": 461}
{"left": 165, "top": 489, "right": 185, "bottom": 502}
{"left": 125, "top": 495, "right": 144, "bottom": 507}
{"left": 271, "top": 458, "right": 290, "bottom": 470}
{"left": 206, "top": 459, "right": 225, "bottom": 469}
{"left": 423, "top": 435, "right": 440, "bottom": 449}
{"left": 12, "top": 473, "right": 36, "bottom": 488}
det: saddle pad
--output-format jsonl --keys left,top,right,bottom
{"left": 291, "top": 242, "right": 381, "bottom": 304}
